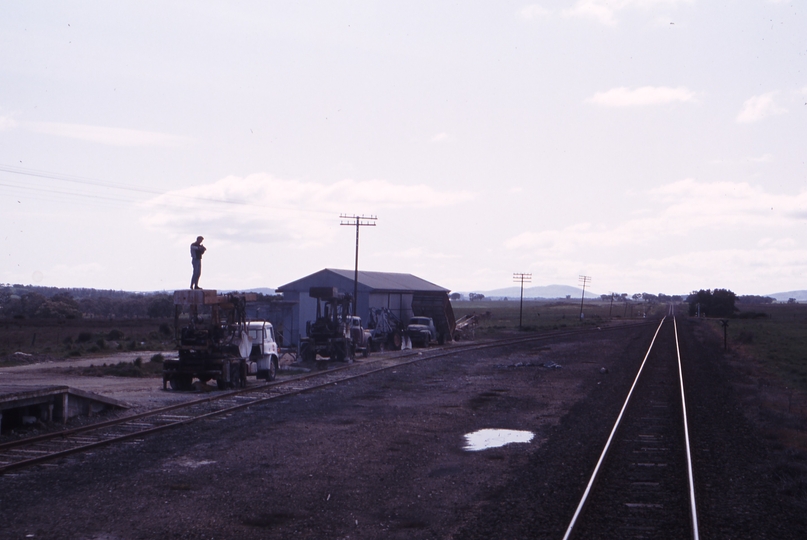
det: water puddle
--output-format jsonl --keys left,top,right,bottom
{"left": 463, "top": 429, "right": 534, "bottom": 451}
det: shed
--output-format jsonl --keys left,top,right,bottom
{"left": 276, "top": 268, "right": 452, "bottom": 346}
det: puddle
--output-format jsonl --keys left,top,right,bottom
{"left": 463, "top": 429, "right": 534, "bottom": 451}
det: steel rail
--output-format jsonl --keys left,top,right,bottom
{"left": 674, "top": 316, "right": 701, "bottom": 540}
{"left": 0, "top": 321, "right": 652, "bottom": 475}
{"left": 561, "top": 316, "right": 667, "bottom": 540}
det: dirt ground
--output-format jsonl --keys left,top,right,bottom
{"left": 1, "top": 321, "right": 806, "bottom": 539}
{"left": 0, "top": 351, "right": 194, "bottom": 411}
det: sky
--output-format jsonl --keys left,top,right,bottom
{"left": 1, "top": 1, "right": 805, "bottom": 296}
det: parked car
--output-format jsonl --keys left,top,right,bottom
{"left": 406, "top": 316, "right": 437, "bottom": 348}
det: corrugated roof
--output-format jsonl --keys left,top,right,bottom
{"left": 277, "top": 268, "right": 449, "bottom": 293}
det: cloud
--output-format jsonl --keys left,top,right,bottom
{"left": 736, "top": 92, "right": 787, "bottom": 123}
{"left": 564, "top": 0, "right": 619, "bottom": 25}
{"left": 748, "top": 153, "right": 774, "bottom": 163}
{"left": 141, "top": 173, "right": 475, "bottom": 246}
{"left": 585, "top": 86, "right": 696, "bottom": 107}
{"left": 430, "top": 132, "right": 450, "bottom": 143}
{"left": 519, "top": 4, "right": 551, "bottom": 19}
{"left": 0, "top": 115, "right": 18, "bottom": 131}
{"left": 25, "top": 121, "right": 192, "bottom": 147}
{"left": 562, "top": 0, "right": 692, "bottom": 26}
{"left": 505, "top": 178, "right": 807, "bottom": 254}
{"left": 505, "top": 179, "right": 807, "bottom": 293}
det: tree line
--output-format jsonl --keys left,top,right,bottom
{"left": 0, "top": 285, "right": 174, "bottom": 320}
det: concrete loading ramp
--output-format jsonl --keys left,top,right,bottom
{"left": 0, "top": 385, "right": 128, "bottom": 434}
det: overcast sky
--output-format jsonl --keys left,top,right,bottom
{"left": 1, "top": 1, "right": 804, "bottom": 296}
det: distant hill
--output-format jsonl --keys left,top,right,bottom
{"left": 767, "top": 290, "right": 807, "bottom": 302}
{"left": 223, "top": 287, "right": 276, "bottom": 296}
{"left": 459, "top": 284, "right": 601, "bottom": 300}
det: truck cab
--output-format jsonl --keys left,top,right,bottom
{"left": 347, "top": 315, "right": 372, "bottom": 358}
{"left": 244, "top": 321, "right": 279, "bottom": 381}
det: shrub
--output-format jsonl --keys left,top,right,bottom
{"left": 159, "top": 323, "right": 172, "bottom": 336}
{"left": 150, "top": 353, "right": 164, "bottom": 364}
{"left": 134, "top": 357, "right": 143, "bottom": 367}
{"left": 96, "top": 339, "right": 106, "bottom": 349}
{"left": 107, "top": 329, "right": 124, "bottom": 340}
{"left": 77, "top": 331, "right": 93, "bottom": 343}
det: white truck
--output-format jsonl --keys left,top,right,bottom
{"left": 163, "top": 291, "right": 280, "bottom": 391}
{"left": 243, "top": 321, "right": 280, "bottom": 382}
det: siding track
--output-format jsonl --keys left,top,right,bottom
{"left": 0, "top": 323, "right": 648, "bottom": 476}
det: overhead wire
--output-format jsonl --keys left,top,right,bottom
{"left": 0, "top": 164, "right": 337, "bottom": 217}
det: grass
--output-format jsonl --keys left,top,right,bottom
{"left": 705, "top": 302, "right": 807, "bottom": 393}
{"left": 65, "top": 356, "right": 165, "bottom": 378}
{"left": 0, "top": 318, "right": 175, "bottom": 360}
{"left": 452, "top": 298, "right": 664, "bottom": 336}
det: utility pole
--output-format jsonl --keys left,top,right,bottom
{"left": 608, "top": 292, "right": 615, "bottom": 317}
{"left": 513, "top": 273, "right": 532, "bottom": 330}
{"left": 578, "top": 275, "right": 591, "bottom": 320}
{"left": 340, "top": 214, "right": 377, "bottom": 316}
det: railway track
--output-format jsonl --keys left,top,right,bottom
{"left": 562, "top": 311, "right": 699, "bottom": 539}
{"left": 0, "top": 321, "right": 650, "bottom": 476}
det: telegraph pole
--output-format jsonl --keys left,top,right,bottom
{"left": 513, "top": 273, "right": 532, "bottom": 330}
{"left": 340, "top": 214, "right": 377, "bottom": 316}
{"left": 608, "top": 292, "right": 615, "bottom": 317}
{"left": 578, "top": 275, "right": 591, "bottom": 320}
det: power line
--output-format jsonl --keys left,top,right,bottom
{"left": 0, "top": 163, "right": 337, "bottom": 217}
{"left": 340, "top": 214, "right": 377, "bottom": 316}
{"left": 513, "top": 273, "right": 532, "bottom": 330}
{"left": 578, "top": 275, "right": 591, "bottom": 320}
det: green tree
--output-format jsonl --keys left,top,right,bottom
{"left": 687, "top": 289, "right": 737, "bottom": 317}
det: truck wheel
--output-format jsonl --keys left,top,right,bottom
{"left": 267, "top": 357, "right": 278, "bottom": 381}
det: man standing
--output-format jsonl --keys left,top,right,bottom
{"left": 190, "top": 236, "right": 206, "bottom": 289}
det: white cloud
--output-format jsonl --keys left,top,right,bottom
{"left": 748, "top": 153, "right": 774, "bottom": 163}
{"left": 563, "top": 0, "right": 692, "bottom": 26}
{"left": 0, "top": 115, "right": 18, "bottom": 131}
{"left": 585, "top": 86, "right": 696, "bottom": 107}
{"left": 430, "top": 132, "right": 450, "bottom": 143}
{"left": 25, "top": 122, "right": 192, "bottom": 147}
{"left": 519, "top": 4, "right": 551, "bottom": 19}
{"left": 141, "top": 173, "right": 475, "bottom": 246}
{"left": 506, "top": 179, "right": 807, "bottom": 293}
{"left": 564, "top": 1, "right": 619, "bottom": 25}
{"left": 736, "top": 92, "right": 787, "bottom": 123}
{"left": 506, "top": 178, "right": 807, "bottom": 254}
